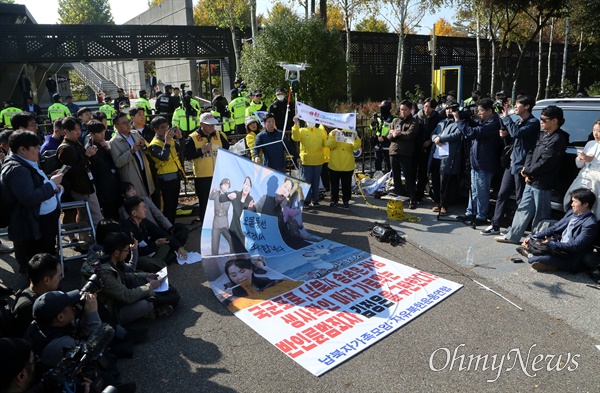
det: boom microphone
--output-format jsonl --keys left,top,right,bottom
{"left": 84, "top": 323, "right": 115, "bottom": 360}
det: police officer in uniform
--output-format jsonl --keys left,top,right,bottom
{"left": 268, "top": 87, "right": 294, "bottom": 131}
{"left": 47, "top": 94, "right": 71, "bottom": 122}
{"left": 99, "top": 97, "right": 116, "bottom": 129}
{"left": 113, "top": 88, "right": 131, "bottom": 114}
{"left": 136, "top": 90, "right": 153, "bottom": 122}
{"left": 227, "top": 88, "right": 250, "bottom": 135}
{"left": 155, "top": 84, "right": 179, "bottom": 124}
{"left": 172, "top": 95, "right": 199, "bottom": 137}
{"left": 245, "top": 90, "right": 267, "bottom": 119}
{"left": 0, "top": 99, "right": 23, "bottom": 129}
{"left": 370, "top": 100, "right": 395, "bottom": 173}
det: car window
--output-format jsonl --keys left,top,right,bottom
{"left": 532, "top": 108, "right": 597, "bottom": 146}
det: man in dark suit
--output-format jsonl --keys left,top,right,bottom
{"left": 22, "top": 97, "right": 41, "bottom": 119}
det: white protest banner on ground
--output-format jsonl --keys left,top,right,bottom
{"left": 296, "top": 102, "right": 356, "bottom": 131}
{"left": 200, "top": 150, "right": 462, "bottom": 376}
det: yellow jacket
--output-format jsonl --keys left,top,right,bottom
{"left": 149, "top": 137, "right": 184, "bottom": 176}
{"left": 187, "top": 130, "right": 226, "bottom": 178}
{"left": 326, "top": 130, "right": 361, "bottom": 172}
{"left": 0, "top": 107, "right": 22, "bottom": 128}
{"left": 47, "top": 103, "right": 71, "bottom": 122}
{"left": 172, "top": 107, "right": 198, "bottom": 131}
{"left": 291, "top": 124, "right": 326, "bottom": 166}
{"left": 136, "top": 97, "right": 153, "bottom": 121}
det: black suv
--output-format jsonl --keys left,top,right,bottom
{"left": 532, "top": 98, "right": 600, "bottom": 211}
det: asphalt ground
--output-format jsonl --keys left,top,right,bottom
{"left": 1, "top": 194, "right": 599, "bottom": 392}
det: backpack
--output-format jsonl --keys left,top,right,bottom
{"left": 369, "top": 223, "right": 405, "bottom": 246}
{"left": 40, "top": 142, "right": 69, "bottom": 175}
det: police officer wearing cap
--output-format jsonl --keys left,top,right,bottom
{"left": 155, "top": 84, "right": 179, "bottom": 124}
{"left": 370, "top": 100, "right": 395, "bottom": 173}
{"left": 0, "top": 99, "right": 22, "bottom": 129}
{"left": 47, "top": 94, "right": 71, "bottom": 122}
{"left": 211, "top": 88, "right": 229, "bottom": 117}
{"left": 228, "top": 88, "right": 250, "bottom": 135}
{"left": 113, "top": 87, "right": 131, "bottom": 114}
{"left": 172, "top": 93, "right": 199, "bottom": 137}
{"left": 136, "top": 89, "right": 153, "bottom": 121}
{"left": 246, "top": 90, "right": 267, "bottom": 119}
{"left": 99, "top": 96, "right": 116, "bottom": 128}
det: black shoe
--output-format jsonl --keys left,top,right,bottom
{"left": 457, "top": 214, "right": 474, "bottom": 222}
{"left": 516, "top": 246, "right": 532, "bottom": 259}
{"left": 472, "top": 218, "right": 488, "bottom": 227}
{"left": 408, "top": 200, "right": 417, "bottom": 210}
{"left": 329, "top": 202, "right": 338, "bottom": 207}
{"left": 342, "top": 202, "right": 350, "bottom": 208}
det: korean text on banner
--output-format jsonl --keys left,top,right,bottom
{"left": 296, "top": 102, "right": 356, "bottom": 131}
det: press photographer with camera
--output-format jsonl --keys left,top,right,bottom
{"left": 455, "top": 98, "right": 502, "bottom": 227}
{"left": 24, "top": 290, "right": 101, "bottom": 368}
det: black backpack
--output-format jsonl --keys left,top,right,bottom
{"left": 369, "top": 224, "right": 405, "bottom": 246}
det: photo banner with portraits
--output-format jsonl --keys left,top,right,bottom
{"left": 202, "top": 149, "right": 462, "bottom": 376}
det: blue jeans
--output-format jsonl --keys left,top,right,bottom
{"left": 505, "top": 184, "right": 551, "bottom": 242}
{"left": 302, "top": 165, "right": 322, "bottom": 203}
{"left": 466, "top": 170, "right": 493, "bottom": 220}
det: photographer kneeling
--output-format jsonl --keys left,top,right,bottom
{"left": 96, "top": 232, "right": 179, "bottom": 324}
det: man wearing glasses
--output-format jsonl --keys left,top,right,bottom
{"left": 495, "top": 105, "right": 569, "bottom": 244}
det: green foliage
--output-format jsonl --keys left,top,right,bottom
{"left": 355, "top": 15, "right": 389, "bottom": 33}
{"left": 203, "top": 0, "right": 250, "bottom": 30}
{"left": 68, "top": 71, "right": 88, "bottom": 101}
{"left": 148, "top": 0, "right": 165, "bottom": 6}
{"left": 239, "top": 15, "right": 346, "bottom": 108}
{"left": 58, "top": 0, "right": 115, "bottom": 24}
{"left": 0, "top": 0, "right": 16, "bottom": 4}
{"left": 404, "top": 84, "right": 426, "bottom": 102}
{"left": 586, "top": 81, "right": 600, "bottom": 97}
{"left": 265, "top": 2, "right": 298, "bottom": 25}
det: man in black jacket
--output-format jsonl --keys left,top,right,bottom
{"left": 496, "top": 105, "right": 569, "bottom": 244}
{"left": 414, "top": 97, "right": 441, "bottom": 202}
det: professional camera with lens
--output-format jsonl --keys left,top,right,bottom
{"left": 452, "top": 106, "right": 473, "bottom": 120}
{"left": 42, "top": 324, "right": 115, "bottom": 393}
{"left": 493, "top": 92, "right": 508, "bottom": 112}
{"left": 79, "top": 274, "right": 103, "bottom": 305}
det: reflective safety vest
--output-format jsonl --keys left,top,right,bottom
{"left": 99, "top": 104, "right": 116, "bottom": 127}
{"left": 211, "top": 110, "right": 231, "bottom": 133}
{"left": 188, "top": 129, "right": 227, "bottom": 178}
{"left": 0, "top": 107, "right": 22, "bottom": 128}
{"left": 227, "top": 96, "right": 249, "bottom": 126}
{"left": 172, "top": 107, "right": 198, "bottom": 132}
{"left": 245, "top": 101, "right": 266, "bottom": 118}
{"left": 149, "top": 137, "right": 185, "bottom": 176}
{"left": 47, "top": 103, "right": 71, "bottom": 122}
{"left": 190, "top": 98, "right": 201, "bottom": 114}
{"left": 136, "top": 97, "right": 153, "bottom": 121}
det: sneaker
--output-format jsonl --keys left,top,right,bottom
{"left": 500, "top": 227, "right": 511, "bottom": 236}
{"left": 0, "top": 242, "right": 13, "bottom": 253}
{"left": 531, "top": 262, "right": 559, "bottom": 272}
{"left": 432, "top": 205, "right": 440, "bottom": 212}
{"left": 480, "top": 225, "right": 500, "bottom": 236}
{"left": 311, "top": 201, "right": 321, "bottom": 207}
{"left": 329, "top": 201, "right": 338, "bottom": 207}
{"left": 408, "top": 200, "right": 417, "bottom": 210}
{"left": 494, "top": 236, "right": 519, "bottom": 244}
{"left": 516, "top": 246, "right": 532, "bottom": 259}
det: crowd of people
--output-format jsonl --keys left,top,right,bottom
{"left": 0, "top": 80, "right": 599, "bottom": 391}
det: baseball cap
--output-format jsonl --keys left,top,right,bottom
{"left": 253, "top": 90, "right": 262, "bottom": 96}
{"left": 200, "top": 112, "right": 219, "bottom": 125}
{"left": 230, "top": 88, "right": 239, "bottom": 96}
{"left": 164, "top": 84, "right": 173, "bottom": 90}
{"left": 4, "top": 99, "right": 13, "bottom": 105}
{"left": 104, "top": 96, "right": 112, "bottom": 101}
{"left": 52, "top": 93, "right": 61, "bottom": 101}
{"left": 0, "top": 338, "right": 31, "bottom": 390}
{"left": 185, "top": 90, "right": 193, "bottom": 96}
{"left": 245, "top": 116, "right": 258, "bottom": 127}
{"left": 275, "top": 88, "right": 285, "bottom": 94}
{"left": 378, "top": 100, "right": 392, "bottom": 108}
{"left": 139, "top": 90, "right": 147, "bottom": 96}
{"left": 32, "top": 290, "right": 80, "bottom": 325}
{"left": 116, "top": 88, "right": 124, "bottom": 93}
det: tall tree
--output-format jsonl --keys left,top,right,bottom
{"left": 58, "top": 0, "right": 115, "bottom": 24}
{"left": 434, "top": 18, "right": 465, "bottom": 37}
{"left": 329, "top": 0, "right": 371, "bottom": 104}
{"left": 355, "top": 15, "right": 389, "bottom": 33}
{"left": 265, "top": 2, "right": 298, "bottom": 25}
{"left": 239, "top": 14, "right": 346, "bottom": 108}
{"left": 193, "top": 0, "right": 250, "bottom": 76}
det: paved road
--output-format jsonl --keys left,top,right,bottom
{"left": 1, "top": 195, "right": 599, "bottom": 392}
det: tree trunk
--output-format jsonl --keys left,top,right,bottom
{"left": 577, "top": 30, "right": 583, "bottom": 91}
{"left": 545, "top": 18, "right": 554, "bottom": 98}
{"left": 396, "top": 33, "right": 405, "bottom": 102}
{"left": 490, "top": 38, "right": 496, "bottom": 96}
{"left": 475, "top": 10, "right": 482, "bottom": 91}
{"left": 320, "top": 0, "right": 327, "bottom": 24}
{"left": 249, "top": 0, "right": 258, "bottom": 39}
{"left": 561, "top": 16, "right": 570, "bottom": 93}
{"left": 346, "top": 20, "right": 352, "bottom": 104}
{"left": 536, "top": 19, "right": 543, "bottom": 100}
{"left": 230, "top": 26, "right": 240, "bottom": 77}
{"left": 310, "top": 0, "right": 315, "bottom": 15}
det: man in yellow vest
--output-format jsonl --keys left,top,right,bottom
{"left": 184, "top": 112, "right": 230, "bottom": 224}
{"left": 245, "top": 90, "right": 267, "bottom": 120}
{"left": 172, "top": 96, "right": 199, "bottom": 137}
{"left": 149, "top": 116, "right": 185, "bottom": 224}
{"left": 99, "top": 97, "right": 116, "bottom": 128}
{"left": 136, "top": 90, "right": 153, "bottom": 122}
{"left": 227, "top": 88, "right": 249, "bottom": 135}
{"left": 47, "top": 94, "right": 70, "bottom": 122}
{"left": 0, "top": 99, "right": 22, "bottom": 129}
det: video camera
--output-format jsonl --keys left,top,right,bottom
{"left": 42, "top": 323, "right": 115, "bottom": 393}
{"left": 451, "top": 105, "right": 473, "bottom": 120}
{"left": 494, "top": 91, "right": 508, "bottom": 112}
